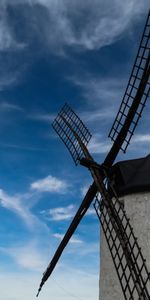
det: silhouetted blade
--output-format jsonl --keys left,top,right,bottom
{"left": 36, "top": 182, "right": 97, "bottom": 297}
{"left": 52, "top": 103, "right": 92, "bottom": 165}
{"left": 109, "top": 10, "right": 150, "bottom": 153}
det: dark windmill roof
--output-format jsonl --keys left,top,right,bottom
{"left": 111, "top": 154, "right": 150, "bottom": 197}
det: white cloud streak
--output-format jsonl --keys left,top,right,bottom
{"left": 132, "top": 134, "right": 150, "bottom": 143}
{"left": 28, "top": 112, "right": 55, "bottom": 123}
{"left": 69, "top": 75, "right": 125, "bottom": 110}
{"left": 80, "top": 184, "right": 90, "bottom": 197}
{"left": 0, "top": 240, "right": 48, "bottom": 271}
{"left": 0, "top": 3, "right": 25, "bottom": 51}
{"left": 128, "top": 134, "right": 150, "bottom": 155}
{"left": 81, "top": 109, "right": 115, "bottom": 123}
{"left": 31, "top": 175, "right": 69, "bottom": 193}
{"left": 88, "top": 134, "right": 111, "bottom": 154}
{"left": 0, "top": 189, "right": 37, "bottom": 228}
{"left": 53, "top": 233, "right": 83, "bottom": 244}
{"left": 0, "top": 101, "right": 23, "bottom": 112}
{"left": 47, "top": 204, "right": 75, "bottom": 221}
{"left": 86, "top": 207, "right": 96, "bottom": 216}
{"left": 0, "top": 72, "right": 22, "bottom": 91}
{"left": 42, "top": 203, "right": 97, "bottom": 222}
{"left": 0, "top": 188, "right": 50, "bottom": 235}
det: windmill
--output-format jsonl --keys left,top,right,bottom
{"left": 37, "top": 10, "right": 150, "bottom": 300}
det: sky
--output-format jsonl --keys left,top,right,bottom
{"left": 0, "top": 1, "right": 150, "bottom": 300}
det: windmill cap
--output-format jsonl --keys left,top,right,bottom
{"left": 110, "top": 154, "right": 150, "bottom": 197}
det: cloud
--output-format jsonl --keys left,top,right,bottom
{"left": 24, "top": 0, "right": 149, "bottom": 51}
{"left": 0, "top": 188, "right": 50, "bottom": 235}
{"left": 65, "top": 241, "right": 99, "bottom": 257}
{"left": 28, "top": 112, "right": 55, "bottom": 123}
{"left": 0, "top": 270, "right": 99, "bottom": 300}
{"left": 132, "top": 134, "right": 150, "bottom": 143}
{"left": 31, "top": 175, "right": 69, "bottom": 194}
{"left": 47, "top": 204, "right": 75, "bottom": 221}
{"left": 69, "top": 75, "right": 125, "bottom": 107}
{"left": 0, "top": 189, "right": 37, "bottom": 228}
{"left": 0, "top": 3, "right": 25, "bottom": 51}
{"left": 127, "top": 134, "right": 150, "bottom": 155}
{"left": 0, "top": 3, "right": 27, "bottom": 91}
{"left": 86, "top": 207, "right": 96, "bottom": 216}
{"left": 88, "top": 134, "right": 111, "bottom": 154}
{"left": 0, "top": 0, "right": 148, "bottom": 91}
{"left": 0, "top": 240, "right": 48, "bottom": 271}
{"left": 1, "top": 1, "right": 149, "bottom": 54}
{"left": 80, "top": 184, "right": 90, "bottom": 197}
{"left": 0, "top": 142, "right": 48, "bottom": 152}
{"left": 81, "top": 109, "right": 115, "bottom": 123}
{"left": 42, "top": 203, "right": 96, "bottom": 222}
{"left": 0, "top": 71, "right": 22, "bottom": 91}
{"left": 0, "top": 101, "right": 23, "bottom": 112}
{"left": 53, "top": 233, "right": 83, "bottom": 244}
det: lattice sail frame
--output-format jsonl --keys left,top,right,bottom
{"left": 94, "top": 176, "right": 150, "bottom": 300}
{"left": 109, "top": 10, "right": 150, "bottom": 152}
{"left": 52, "top": 103, "right": 92, "bottom": 165}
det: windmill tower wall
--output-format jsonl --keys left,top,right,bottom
{"left": 99, "top": 191, "right": 150, "bottom": 299}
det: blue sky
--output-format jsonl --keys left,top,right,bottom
{"left": 0, "top": 1, "right": 150, "bottom": 300}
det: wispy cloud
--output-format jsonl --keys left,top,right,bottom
{"left": 0, "top": 4, "right": 26, "bottom": 51}
{"left": 0, "top": 1, "right": 148, "bottom": 91}
{"left": 46, "top": 205, "right": 75, "bottom": 221}
{"left": 31, "top": 175, "right": 69, "bottom": 194}
{"left": 0, "top": 71, "right": 23, "bottom": 91}
{"left": 0, "top": 240, "right": 48, "bottom": 271}
{"left": 88, "top": 134, "right": 111, "bottom": 154}
{"left": 19, "top": 0, "right": 148, "bottom": 51}
{"left": 1, "top": 1, "right": 149, "bottom": 55}
{"left": 42, "top": 202, "right": 97, "bottom": 222}
{"left": 0, "top": 189, "right": 36, "bottom": 228}
{"left": 28, "top": 112, "right": 55, "bottom": 123}
{"left": 65, "top": 241, "right": 99, "bottom": 257}
{"left": 86, "top": 207, "right": 96, "bottom": 216}
{"left": 0, "top": 270, "right": 99, "bottom": 300}
{"left": 0, "top": 101, "right": 23, "bottom": 112}
{"left": 80, "top": 184, "right": 90, "bottom": 197}
{"left": 0, "top": 188, "right": 50, "bottom": 235}
{"left": 128, "top": 134, "right": 150, "bottom": 155}
{"left": 68, "top": 76, "right": 126, "bottom": 127}
{"left": 132, "top": 134, "right": 150, "bottom": 143}
{"left": 0, "top": 3, "right": 27, "bottom": 91}
{"left": 53, "top": 233, "right": 83, "bottom": 244}
{"left": 0, "top": 142, "right": 48, "bottom": 152}
{"left": 81, "top": 109, "right": 115, "bottom": 123}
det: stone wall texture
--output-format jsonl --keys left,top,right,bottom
{"left": 99, "top": 192, "right": 150, "bottom": 300}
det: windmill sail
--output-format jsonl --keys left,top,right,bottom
{"left": 52, "top": 103, "right": 92, "bottom": 165}
{"left": 94, "top": 179, "right": 150, "bottom": 300}
{"left": 108, "top": 10, "right": 150, "bottom": 153}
